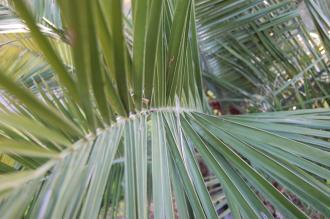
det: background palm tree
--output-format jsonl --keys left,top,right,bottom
{"left": 197, "top": 0, "right": 330, "bottom": 113}
{"left": 0, "top": 0, "right": 329, "bottom": 218}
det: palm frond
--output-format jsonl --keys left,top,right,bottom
{"left": 0, "top": 0, "right": 329, "bottom": 218}
{"left": 304, "top": 0, "right": 330, "bottom": 55}
{"left": 196, "top": 0, "right": 330, "bottom": 111}
{"left": 1, "top": 109, "right": 330, "bottom": 218}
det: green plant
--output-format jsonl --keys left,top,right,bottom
{"left": 0, "top": 0, "right": 329, "bottom": 218}
{"left": 197, "top": 0, "right": 330, "bottom": 112}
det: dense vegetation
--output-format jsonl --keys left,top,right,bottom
{"left": 0, "top": 0, "right": 329, "bottom": 218}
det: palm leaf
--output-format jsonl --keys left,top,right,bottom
{"left": 196, "top": 0, "right": 330, "bottom": 111}
{"left": 0, "top": 0, "right": 329, "bottom": 218}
